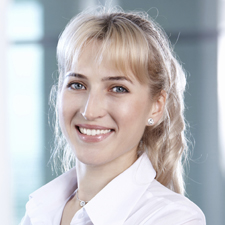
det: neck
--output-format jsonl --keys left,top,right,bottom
{"left": 75, "top": 151, "right": 137, "bottom": 202}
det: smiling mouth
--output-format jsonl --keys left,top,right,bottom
{"left": 77, "top": 126, "right": 113, "bottom": 136}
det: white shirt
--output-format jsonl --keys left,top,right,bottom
{"left": 20, "top": 153, "right": 206, "bottom": 225}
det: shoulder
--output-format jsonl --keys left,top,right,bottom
{"left": 128, "top": 179, "right": 206, "bottom": 225}
{"left": 147, "top": 180, "right": 206, "bottom": 224}
{"left": 19, "top": 212, "right": 32, "bottom": 225}
{"left": 19, "top": 167, "right": 78, "bottom": 225}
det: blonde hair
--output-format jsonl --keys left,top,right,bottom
{"left": 51, "top": 7, "right": 188, "bottom": 194}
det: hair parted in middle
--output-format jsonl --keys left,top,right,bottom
{"left": 50, "top": 6, "right": 188, "bottom": 195}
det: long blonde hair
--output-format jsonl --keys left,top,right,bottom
{"left": 51, "top": 7, "right": 188, "bottom": 194}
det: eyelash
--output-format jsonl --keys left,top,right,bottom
{"left": 111, "top": 86, "right": 129, "bottom": 93}
{"left": 67, "top": 82, "right": 86, "bottom": 90}
{"left": 67, "top": 82, "right": 129, "bottom": 93}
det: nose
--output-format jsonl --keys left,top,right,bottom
{"left": 80, "top": 90, "right": 107, "bottom": 121}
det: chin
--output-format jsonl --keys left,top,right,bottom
{"left": 75, "top": 150, "right": 110, "bottom": 166}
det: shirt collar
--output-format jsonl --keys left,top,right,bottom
{"left": 84, "top": 153, "right": 156, "bottom": 225}
{"left": 25, "top": 153, "right": 156, "bottom": 225}
{"left": 26, "top": 167, "right": 77, "bottom": 222}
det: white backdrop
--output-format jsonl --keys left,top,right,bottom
{"left": 0, "top": 0, "right": 13, "bottom": 224}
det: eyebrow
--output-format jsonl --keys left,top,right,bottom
{"left": 65, "top": 72, "right": 133, "bottom": 84}
{"left": 65, "top": 72, "right": 87, "bottom": 80}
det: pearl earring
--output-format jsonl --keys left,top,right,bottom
{"left": 148, "top": 118, "right": 154, "bottom": 125}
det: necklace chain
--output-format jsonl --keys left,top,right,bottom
{"left": 75, "top": 189, "right": 89, "bottom": 207}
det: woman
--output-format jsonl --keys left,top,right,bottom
{"left": 20, "top": 7, "right": 206, "bottom": 225}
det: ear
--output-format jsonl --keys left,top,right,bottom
{"left": 147, "top": 90, "right": 166, "bottom": 125}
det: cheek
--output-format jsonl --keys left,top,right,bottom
{"left": 58, "top": 93, "right": 78, "bottom": 130}
{"left": 58, "top": 98, "right": 67, "bottom": 134}
{"left": 110, "top": 96, "right": 150, "bottom": 128}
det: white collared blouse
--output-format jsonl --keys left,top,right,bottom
{"left": 20, "top": 153, "right": 206, "bottom": 225}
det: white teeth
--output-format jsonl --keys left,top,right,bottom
{"left": 79, "top": 127, "right": 111, "bottom": 136}
{"left": 87, "top": 129, "right": 91, "bottom": 135}
{"left": 80, "top": 127, "right": 84, "bottom": 133}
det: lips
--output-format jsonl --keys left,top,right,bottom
{"left": 79, "top": 127, "right": 111, "bottom": 136}
{"left": 76, "top": 124, "right": 114, "bottom": 143}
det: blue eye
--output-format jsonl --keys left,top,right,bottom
{"left": 111, "top": 86, "right": 128, "bottom": 93}
{"left": 69, "top": 83, "right": 85, "bottom": 90}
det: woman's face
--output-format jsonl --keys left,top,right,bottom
{"left": 58, "top": 43, "right": 155, "bottom": 167}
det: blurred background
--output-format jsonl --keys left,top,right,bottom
{"left": 0, "top": 0, "right": 225, "bottom": 224}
